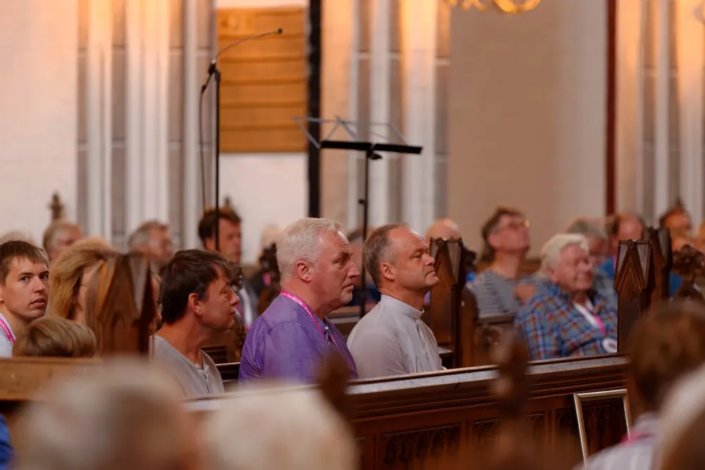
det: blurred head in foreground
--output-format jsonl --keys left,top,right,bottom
{"left": 628, "top": 300, "right": 705, "bottom": 413}
{"left": 207, "top": 353, "right": 357, "bottom": 470}
{"left": 14, "top": 361, "right": 199, "bottom": 470}
{"left": 206, "top": 385, "right": 357, "bottom": 470}
{"left": 12, "top": 316, "right": 96, "bottom": 358}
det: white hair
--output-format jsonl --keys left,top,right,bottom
{"left": 127, "top": 220, "right": 168, "bottom": 250}
{"left": 277, "top": 218, "right": 342, "bottom": 280}
{"left": 206, "top": 384, "right": 357, "bottom": 470}
{"left": 14, "top": 360, "right": 191, "bottom": 470}
{"left": 565, "top": 218, "right": 607, "bottom": 242}
{"left": 540, "top": 233, "right": 589, "bottom": 273}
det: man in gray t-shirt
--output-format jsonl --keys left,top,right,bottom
{"left": 153, "top": 335, "right": 224, "bottom": 397}
{"left": 152, "top": 250, "right": 241, "bottom": 398}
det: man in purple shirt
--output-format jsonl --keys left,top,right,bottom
{"left": 239, "top": 218, "right": 359, "bottom": 383}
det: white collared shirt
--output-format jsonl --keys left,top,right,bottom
{"left": 0, "top": 312, "right": 15, "bottom": 358}
{"left": 347, "top": 295, "right": 442, "bottom": 379}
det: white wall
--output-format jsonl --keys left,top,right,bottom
{"left": 0, "top": 0, "right": 77, "bottom": 242}
{"left": 219, "top": 154, "right": 307, "bottom": 264}
{"left": 218, "top": 0, "right": 306, "bottom": 6}
{"left": 216, "top": 0, "right": 307, "bottom": 264}
{"left": 448, "top": 0, "right": 607, "bottom": 256}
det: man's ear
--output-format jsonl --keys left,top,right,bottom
{"left": 380, "top": 262, "right": 395, "bottom": 283}
{"left": 203, "top": 238, "right": 215, "bottom": 252}
{"left": 187, "top": 292, "right": 203, "bottom": 317}
{"left": 295, "top": 260, "right": 314, "bottom": 282}
{"left": 546, "top": 266, "right": 558, "bottom": 284}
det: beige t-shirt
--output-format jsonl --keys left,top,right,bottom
{"left": 347, "top": 295, "right": 442, "bottom": 379}
{"left": 152, "top": 336, "right": 224, "bottom": 398}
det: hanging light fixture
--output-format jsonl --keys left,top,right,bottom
{"left": 445, "top": 0, "right": 541, "bottom": 14}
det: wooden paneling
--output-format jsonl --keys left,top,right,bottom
{"left": 217, "top": 8, "right": 307, "bottom": 153}
{"left": 187, "top": 355, "right": 628, "bottom": 469}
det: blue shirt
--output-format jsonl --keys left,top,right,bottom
{"left": 599, "top": 256, "right": 682, "bottom": 297}
{"left": 515, "top": 281, "right": 617, "bottom": 361}
{"left": 0, "top": 415, "right": 13, "bottom": 470}
{"left": 239, "top": 293, "right": 358, "bottom": 383}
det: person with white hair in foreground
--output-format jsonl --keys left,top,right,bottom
{"left": 12, "top": 361, "right": 200, "bottom": 470}
{"left": 514, "top": 234, "right": 617, "bottom": 361}
{"left": 239, "top": 218, "right": 359, "bottom": 382}
{"left": 206, "top": 384, "right": 357, "bottom": 470}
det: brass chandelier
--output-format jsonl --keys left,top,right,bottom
{"left": 445, "top": 0, "right": 541, "bottom": 14}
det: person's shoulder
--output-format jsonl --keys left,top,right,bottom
{"left": 256, "top": 297, "right": 302, "bottom": 327}
{"left": 579, "top": 442, "right": 653, "bottom": 470}
{"left": 472, "top": 269, "right": 495, "bottom": 285}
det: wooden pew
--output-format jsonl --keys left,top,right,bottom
{"left": 86, "top": 253, "right": 157, "bottom": 355}
{"left": 428, "top": 239, "right": 476, "bottom": 368}
{"left": 187, "top": 355, "right": 628, "bottom": 469}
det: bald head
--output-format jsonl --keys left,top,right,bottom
{"left": 424, "top": 218, "right": 462, "bottom": 244}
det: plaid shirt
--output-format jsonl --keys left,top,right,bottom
{"left": 515, "top": 281, "right": 617, "bottom": 361}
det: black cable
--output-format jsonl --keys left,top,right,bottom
{"left": 198, "top": 83, "right": 208, "bottom": 212}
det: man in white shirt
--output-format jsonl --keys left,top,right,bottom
{"left": 347, "top": 224, "right": 442, "bottom": 379}
{"left": 0, "top": 241, "right": 50, "bottom": 357}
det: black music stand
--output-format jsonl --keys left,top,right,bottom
{"left": 294, "top": 117, "right": 423, "bottom": 318}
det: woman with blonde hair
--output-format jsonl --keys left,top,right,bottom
{"left": 13, "top": 316, "right": 96, "bottom": 358}
{"left": 48, "top": 239, "right": 117, "bottom": 323}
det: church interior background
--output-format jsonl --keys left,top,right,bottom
{"left": 0, "top": 0, "right": 702, "bottom": 264}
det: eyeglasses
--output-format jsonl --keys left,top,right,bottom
{"left": 498, "top": 219, "right": 530, "bottom": 232}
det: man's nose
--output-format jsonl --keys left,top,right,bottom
{"left": 33, "top": 278, "right": 47, "bottom": 292}
{"left": 349, "top": 263, "right": 360, "bottom": 278}
{"left": 231, "top": 291, "right": 240, "bottom": 305}
{"left": 425, "top": 254, "right": 436, "bottom": 265}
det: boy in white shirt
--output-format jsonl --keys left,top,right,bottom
{"left": 0, "top": 241, "right": 50, "bottom": 357}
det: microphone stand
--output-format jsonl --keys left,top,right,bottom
{"left": 201, "top": 29, "right": 283, "bottom": 252}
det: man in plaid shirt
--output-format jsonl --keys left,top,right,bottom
{"left": 515, "top": 233, "right": 617, "bottom": 361}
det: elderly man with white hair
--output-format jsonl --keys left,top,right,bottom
{"left": 514, "top": 234, "right": 617, "bottom": 361}
{"left": 239, "top": 218, "right": 359, "bottom": 382}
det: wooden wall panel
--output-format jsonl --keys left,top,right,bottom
{"left": 217, "top": 8, "right": 307, "bottom": 153}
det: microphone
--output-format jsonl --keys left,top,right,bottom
{"left": 201, "top": 28, "right": 284, "bottom": 92}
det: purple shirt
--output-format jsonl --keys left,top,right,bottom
{"left": 238, "top": 293, "right": 358, "bottom": 383}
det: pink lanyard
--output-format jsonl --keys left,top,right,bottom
{"left": 620, "top": 432, "right": 650, "bottom": 445}
{"left": 0, "top": 315, "right": 15, "bottom": 344}
{"left": 575, "top": 302, "right": 606, "bottom": 335}
{"left": 280, "top": 291, "right": 336, "bottom": 347}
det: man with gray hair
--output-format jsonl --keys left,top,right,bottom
{"left": 514, "top": 234, "right": 617, "bottom": 361}
{"left": 347, "top": 224, "right": 442, "bottom": 378}
{"left": 239, "top": 218, "right": 358, "bottom": 383}
{"left": 127, "top": 220, "right": 174, "bottom": 273}
{"left": 42, "top": 220, "right": 82, "bottom": 261}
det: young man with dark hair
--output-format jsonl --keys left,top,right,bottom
{"left": 0, "top": 241, "right": 50, "bottom": 357}
{"left": 153, "top": 249, "right": 240, "bottom": 397}
{"left": 198, "top": 207, "right": 259, "bottom": 330}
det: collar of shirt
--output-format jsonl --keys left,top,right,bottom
{"left": 380, "top": 295, "right": 424, "bottom": 320}
{"left": 631, "top": 412, "right": 659, "bottom": 438}
{"left": 0, "top": 312, "right": 15, "bottom": 340}
{"left": 543, "top": 281, "right": 603, "bottom": 307}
